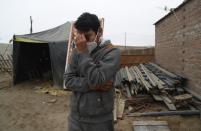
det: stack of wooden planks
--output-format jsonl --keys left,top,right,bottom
{"left": 114, "top": 63, "right": 196, "bottom": 111}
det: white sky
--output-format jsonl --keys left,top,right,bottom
{"left": 0, "top": 0, "right": 183, "bottom": 46}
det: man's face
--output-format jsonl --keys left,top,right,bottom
{"left": 78, "top": 29, "right": 97, "bottom": 42}
{"left": 73, "top": 28, "right": 99, "bottom": 42}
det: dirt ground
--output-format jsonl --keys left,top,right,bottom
{"left": 0, "top": 73, "right": 201, "bottom": 131}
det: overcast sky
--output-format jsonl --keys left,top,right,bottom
{"left": 0, "top": 0, "right": 184, "bottom": 46}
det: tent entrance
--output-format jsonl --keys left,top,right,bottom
{"left": 16, "top": 42, "right": 53, "bottom": 83}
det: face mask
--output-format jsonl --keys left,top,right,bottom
{"left": 87, "top": 32, "right": 99, "bottom": 53}
{"left": 87, "top": 41, "right": 97, "bottom": 53}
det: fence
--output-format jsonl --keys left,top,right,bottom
{"left": 0, "top": 54, "right": 12, "bottom": 74}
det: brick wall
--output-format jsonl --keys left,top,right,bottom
{"left": 119, "top": 47, "right": 154, "bottom": 67}
{"left": 155, "top": 0, "right": 201, "bottom": 93}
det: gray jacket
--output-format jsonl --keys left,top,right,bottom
{"left": 64, "top": 40, "right": 120, "bottom": 123}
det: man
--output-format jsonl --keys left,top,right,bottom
{"left": 64, "top": 12, "right": 120, "bottom": 131}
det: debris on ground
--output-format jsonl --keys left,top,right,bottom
{"left": 35, "top": 82, "right": 69, "bottom": 96}
{"left": 113, "top": 62, "right": 201, "bottom": 122}
{"left": 42, "top": 99, "right": 57, "bottom": 104}
{"left": 47, "top": 99, "right": 57, "bottom": 103}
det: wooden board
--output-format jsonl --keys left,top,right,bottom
{"left": 113, "top": 98, "right": 117, "bottom": 122}
{"left": 133, "top": 120, "right": 171, "bottom": 131}
{"left": 152, "top": 95, "right": 163, "bottom": 101}
{"left": 161, "top": 96, "right": 177, "bottom": 111}
{"left": 117, "top": 98, "right": 125, "bottom": 119}
{"left": 174, "top": 94, "right": 192, "bottom": 101}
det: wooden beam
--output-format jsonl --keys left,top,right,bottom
{"left": 126, "top": 110, "right": 201, "bottom": 117}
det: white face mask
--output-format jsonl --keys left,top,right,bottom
{"left": 73, "top": 41, "right": 97, "bottom": 53}
{"left": 73, "top": 31, "right": 101, "bottom": 53}
{"left": 87, "top": 32, "right": 99, "bottom": 53}
{"left": 87, "top": 41, "right": 97, "bottom": 53}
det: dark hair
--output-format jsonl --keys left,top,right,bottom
{"left": 74, "top": 12, "right": 100, "bottom": 33}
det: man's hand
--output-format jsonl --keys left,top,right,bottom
{"left": 75, "top": 33, "right": 88, "bottom": 53}
{"left": 89, "top": 80, "right": 113, "bottom": 92}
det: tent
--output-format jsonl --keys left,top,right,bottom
{"left": 13, "top": 22, "right": 71, "bottom": 87}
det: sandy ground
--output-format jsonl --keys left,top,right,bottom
{"left": 0, "top": 73, "right": 201, "bottom": 131}
{"left": 0, "top": 73, "right": 69, "bottom": 131}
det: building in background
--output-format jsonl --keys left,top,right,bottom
{"left": 154, "top": 0, "right": 201, "bottom": 94}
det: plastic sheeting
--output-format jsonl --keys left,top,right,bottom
{"left": 15, "top": 22, "right": 71, "bottom": 43}
{"left": 49, "top": 42, "right": 67, "bottom": 87}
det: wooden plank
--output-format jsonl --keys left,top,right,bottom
{"left": 150, "top": 62, "right": 178, "bottom": 78}
{"left": 125, "top": 66, "right": 134, "bottom": 82}
{"left": 113, "top": 98, "right": 117, "bottom": 122}
{"left": 140, "top": 64, "right": 157, "bottom": 87}
{"left": 130, "top": 67, "right": 141, "bottom": 84}
{"left": 152, "top": 95, "right": 163, "bottom": 101}
{"left": 163, "top": 100, "right": 177, "bottom": 111}
{"left": 161, "top": 96, "right": 172, "bottom": 103}
{"left": 133, "top": 125, "right": 170, "bottom": 131}
{"left": 126, "top": 110, "right": 201, "bottom": 117}
{"left": 145, "top": 67, "right": 166, "bottom": 90}
{"left": 117, "top": 98, "right": 125, "bottom": 119}
{"left": 125, "top": 85, "right": 131, "bottom": 98}
{"left": 133, "top": 121, "right": 171, "bottom": 131}
{"left": 161, "top": 96, "right": 177, "bottom": 111}
{"left": 174, "top": 94, "right": 192, "bottom": 101}
{"left": 133, "top": 121, "right": 168, "bottom": 126}
{"left": 133, "top": 66, "right": 152, "bottom": 91}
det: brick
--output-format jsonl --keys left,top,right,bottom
{"left": 155, "top": 0, "right": 201, "bottom": 93}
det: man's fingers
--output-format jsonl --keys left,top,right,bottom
{"left": 74, "top": 32, "right": 88, "bottom": 53}
{"left": 76, "top": 33, "right": 86, "bottom": 43}
{"left": 76, "top": 34, "right": 81, "bottom": 41}
{"left": 80, "top": 34, "right": 87, "bottom": 42}
{"left": 80, "top": 34, "right": 84, "bottom": 39}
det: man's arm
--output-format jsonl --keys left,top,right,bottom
{"left": 64, "top": 49, "right": 90, "bottom": 92}
{"left": 65, "top": 32, "right": 120, "bottom": 92}
{"left": 78, "top": 47, "right": 120, "bottom": 87}
{"left": 64, "top": 47, "right": 120, "bottom": 92}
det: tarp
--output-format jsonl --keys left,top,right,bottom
{"left": 15, "top": 22, "right": 71, "bottom": 43}
{"left": 13, "top": 22, "right": 71, "bottom": 87}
